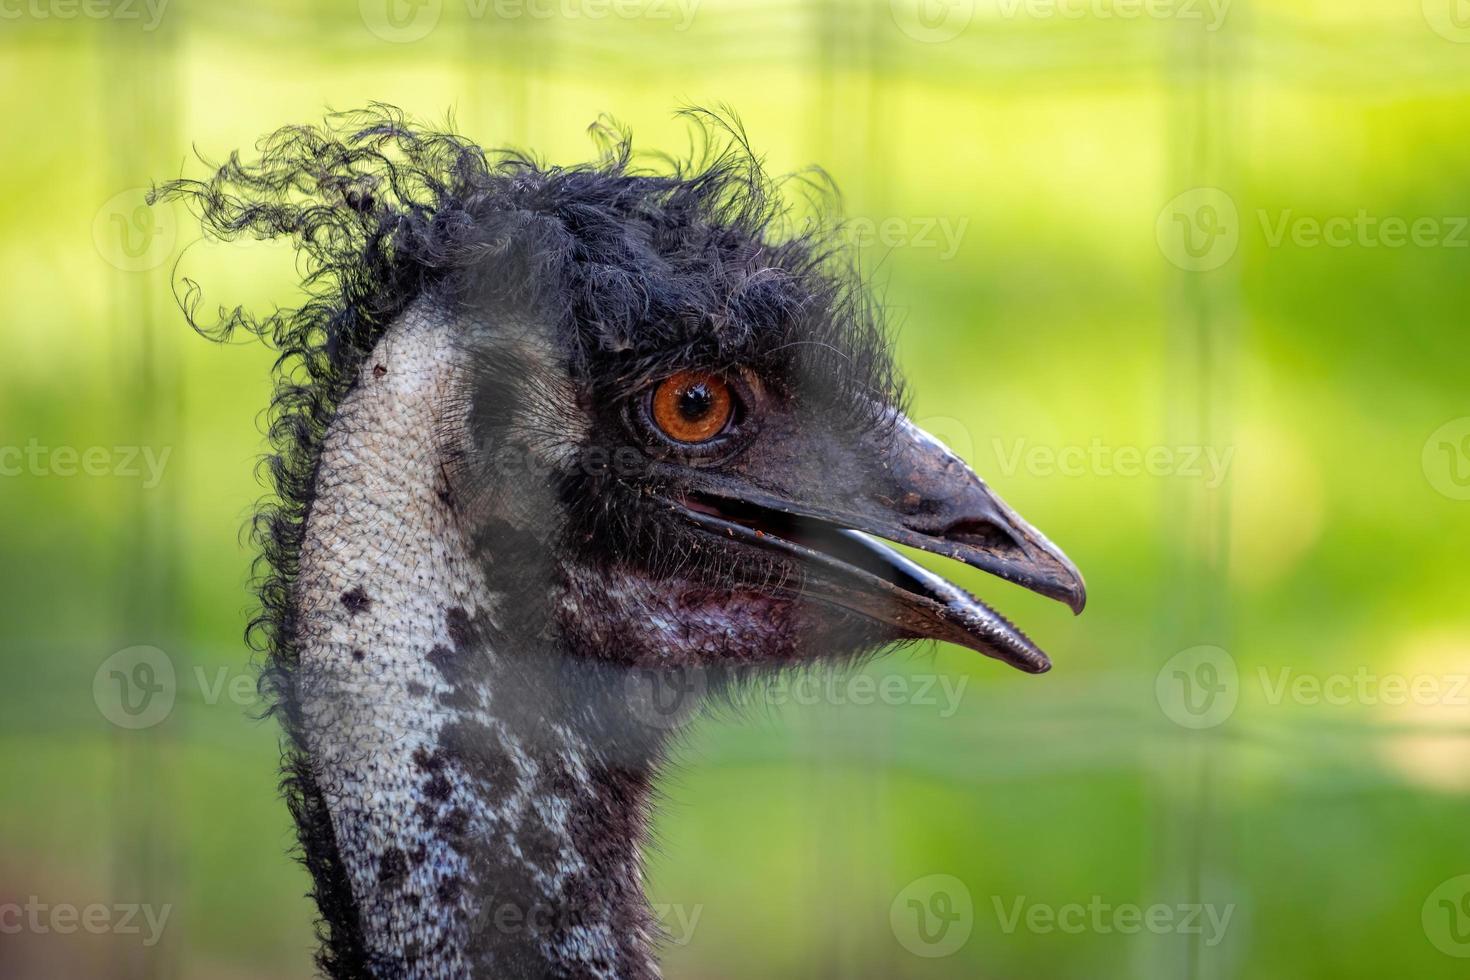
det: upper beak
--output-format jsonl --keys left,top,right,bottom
{"left": 855, "top": 416, "right": 1086, "bottom": 615}
{"left": 669, "top": 415, "right": 1086, "bottom": 673}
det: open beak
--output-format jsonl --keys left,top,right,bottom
{"left": 665, "top": 416, "right": 1085, "bottom": 674}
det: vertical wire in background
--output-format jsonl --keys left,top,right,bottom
{"left": 855, "top": 6, "right": 899, "bottom": 978}
{"left": 100, "top": 14, "right": 182, "bottom": 980}
{"left": 1154, "top": 7, "right": 1243, "bottom": 980}
{"left": 806, "top": 3, "right": 847, "bottom": 972}
{"left": 461, "top": 1, "right": 536, "bottom": 151}
{"left": 806, "top": 0, "right": 892, "bottom": 973}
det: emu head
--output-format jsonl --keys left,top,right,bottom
{"left": 158, "top": 111, "right": 1085, "bottom": 979}
{"left": 447, "top": 160, "right": 1084, "bottom": 695}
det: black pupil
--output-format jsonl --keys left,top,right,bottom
{"left": 677, "top": 382, "right": 714, "bottom": 421}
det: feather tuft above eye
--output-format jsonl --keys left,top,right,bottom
{"left": 150, "top": 101, "right": 907, "bottom": 704}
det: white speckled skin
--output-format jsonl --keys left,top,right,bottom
{"left": 293, "top": 304, "right": 661, "bottom": 979}
{"left": 295, "top": 304, "right": 488, "bottom": 975}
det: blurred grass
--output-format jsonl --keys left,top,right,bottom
{"left": 2, "top": 0, "right": 1469, "bottom": 977}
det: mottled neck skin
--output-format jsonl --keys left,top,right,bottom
{"left": 293, "top": 307, "right": 665, "bottom": 979}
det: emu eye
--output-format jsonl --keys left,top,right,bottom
{"left": 650, "top": 370, "right": 734, "bottom": 444}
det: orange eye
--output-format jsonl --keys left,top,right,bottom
{"left": 650, "top": 370, "right": 734, "bottom": 444}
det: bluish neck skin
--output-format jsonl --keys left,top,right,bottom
{"left": 288, "top": 308, "right": 665, "bottom": 979}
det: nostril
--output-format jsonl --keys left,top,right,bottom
{"left": 941, "top": 518, "right": 1023, "bottom": 553}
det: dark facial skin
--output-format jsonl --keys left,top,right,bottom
{"left": 458, "top": 318, "right": 1084, "bottom": 684}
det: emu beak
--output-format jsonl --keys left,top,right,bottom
{"left": 669, "top": 415, "right": 1085, "bottom": 673}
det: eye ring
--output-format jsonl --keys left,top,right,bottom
{"left": 648, "top": 370, "right": 736, "bottom": 445}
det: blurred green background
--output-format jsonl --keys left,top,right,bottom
{"left": 3, "top": 0, "right": 1469, "bottom": 977}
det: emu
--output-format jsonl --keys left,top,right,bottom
{"left": 157, "top": 109, "right": 1084, "bottom": 980}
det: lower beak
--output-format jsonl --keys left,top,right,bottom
{"left": 671, "top": 417, "right": 1086, "bottom": 674}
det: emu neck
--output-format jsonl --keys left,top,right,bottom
{"left": 292, "top": 306, "right": 662, "bottom": 979}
